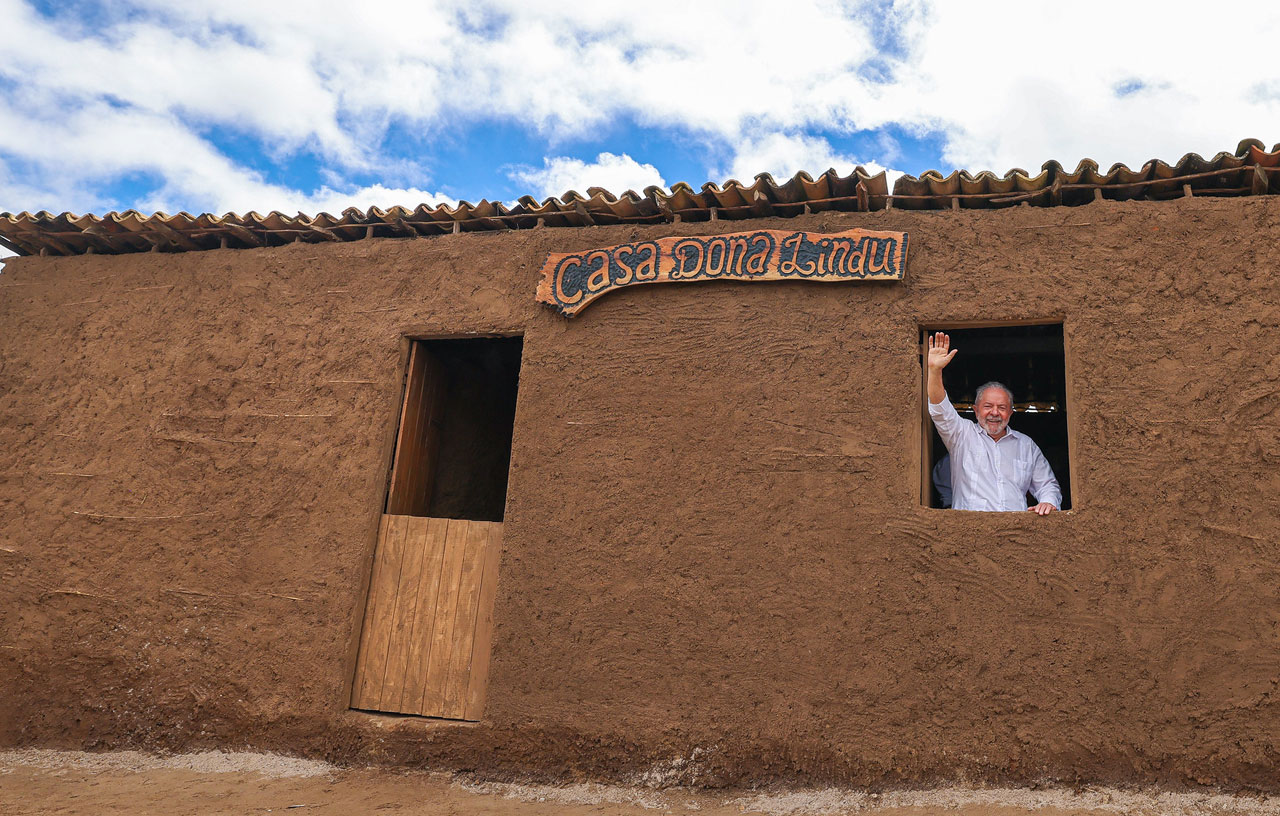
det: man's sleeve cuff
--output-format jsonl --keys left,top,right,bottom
{"left": 927, "top": 394, "right": 953, "bottom": 417}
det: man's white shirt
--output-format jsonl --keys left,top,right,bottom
{"left": 928, "top": 394, "right": 1062, "bottom": 512}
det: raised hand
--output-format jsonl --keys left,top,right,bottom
{"left": 926, "top": 332, "right": 958, "bottom": 371}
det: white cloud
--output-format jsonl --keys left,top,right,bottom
{"left": 1, "top": 0, "right": 1278, "bottom": 216}
{"left": 884, "top": 1, "right": 1280, "bottom": 174}
{"left": 0, "top": 97, "right": 451, "bottom": 216}
{"left": 507, "top": 152, "right": 665, "bottom": 201}
{"left": 286, "top": 184, "right": 457, "bottom": 217}
{"left": 716, "top": 133, "right": 897, "bottom": 187}
{"left": 0, "top": 0, "right": 894, "bottom": 213}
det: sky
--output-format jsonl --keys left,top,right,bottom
{"left": 1, "top": 0, "right": 1279, "bottom": 231}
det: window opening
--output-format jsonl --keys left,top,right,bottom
{"left": 920, "top": 323, "right": 1071, "bottom": 511}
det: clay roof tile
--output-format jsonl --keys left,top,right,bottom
{"left": 2, "top": 140, "right": 1276, "bottom": 256}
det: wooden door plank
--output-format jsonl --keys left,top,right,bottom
{"left": 463, "top": 522, "right": 503, "bottom": 721}
{"left": 385, "top": 344, "right": 448, "bottom": 517}
{"left": 365, "top": 513, "right": 411, "bottom": 707}
{"left": 386, "top": 345, "right": 425, "bottom": 514}
{"left": 376, "top": 515, "right": 430, "bottom": 711}
{"left": 404, "top": 351, "right": 440, "bottom": 515}
{"left": 350, "top": 514, "right": 391, "bottom": 710}
{"left": 441, "top": 520, "right": 492, "bottom": 719}
{"left": 395, "top": 516, "right": 451, "bottom": 714}
{"left": 351, "top": 515, "right": 409, "bottom": 709}
{"left": 417, "top": 519, "right": 469, "bottom": 717}
{"left": 399, "top": 349, "right": 428, "bottom": 514}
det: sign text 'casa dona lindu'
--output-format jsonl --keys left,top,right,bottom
{"left": 535, "top": 228, "right": 908, "bottom": 317}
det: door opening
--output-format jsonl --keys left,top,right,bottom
{"left": 352, "top": 336, "right": 522, "bottom": 720}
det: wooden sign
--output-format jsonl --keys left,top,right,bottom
{"left": 535, "top": 228, "right": 908, "bottom": 317}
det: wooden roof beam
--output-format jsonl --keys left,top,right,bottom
{"left": 221, "top": 222, "right": 265, "bottom": 248}
{"left": 855, "top": 182, "right": 870, "bottom": 211}
{"left": 76, "top": 225, "right": 125, "bottom": 254}
{"left": 388, "top": 217, "right": 421, "bottom": 237}
{"left": 1253, "top": 164, "right": 1273, "bottom": 195}
{"left": 750, "top": 190, "right": 774, "bottom": 218}
{"left": 0, "top": 233, "right": 29, "bottom": 255}
{"left": 149, "top": 219, "right": 204, "bottom": 251}
{"left": 655, "top": 196, "right": 679, "bottom": 223}
{"left": 17, "top": 227, "right": 76, "bottom": 256}
{"left": 110, "top": 228, "right": 163, "bottom": 252}
{"left": 573, "top": 201, "right": 596, "bottom": 226}
{"left": 304, "top": 223, "right": 343, "bottom": 242}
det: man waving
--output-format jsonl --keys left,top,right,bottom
{"left": 926, "top": 332, "right": 1061, "bottom": 514}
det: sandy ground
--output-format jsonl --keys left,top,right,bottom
{"left": 3, "top": 750, "right": 1280, "bottom": 816}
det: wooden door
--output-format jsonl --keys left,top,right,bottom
{"left": 351, "top": 514, "right": 502, "bottom": 720}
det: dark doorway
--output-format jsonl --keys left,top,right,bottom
{"left": 920, "top": 324, "right": 1072, "bottom": 511}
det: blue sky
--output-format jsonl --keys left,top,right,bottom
{"left": 1, "top": 0, "right": 1278, "bottom": 227}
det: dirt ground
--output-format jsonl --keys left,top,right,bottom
{"left": 3, "top": 750, "right": 1280, "bottom": 816}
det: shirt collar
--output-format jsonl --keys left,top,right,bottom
{"left": 972, "top": 421, "right": 1021, "bottom": 443}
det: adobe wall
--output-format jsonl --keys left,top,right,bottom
{"left": 3, "top": 197, "right": 1280, "bottom": 790}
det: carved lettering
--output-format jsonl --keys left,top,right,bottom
{"left": 585, "top": 250, "right": 611, "bottom": 293}
{"left": 745, "top": 233, "right": 771, "bottom": 276}
{"left": 704, "top": 238, "right": 726, "bottom": 278}
{"left": 671, "top": 239, "right": 704, "bottom": 280}
{"left": 866, "top": 238, "right": 893, "bottom": 275}
{"left": 552, "top": 255, "right": 586, "bottom": 306}
{"left": 613, "top": 247, "right": 635, "bottom": 286}
{"left": 535, "top": 228, "right": 907, "bottom": 316}
{"left": 633, "top": 242, "right": 659, "bottom": 281}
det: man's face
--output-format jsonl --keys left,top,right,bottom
{"left": 975, "top": 388, "right": 1013, "bottom": 437}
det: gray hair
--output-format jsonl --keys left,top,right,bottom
{"left": 974, "top": 381, "right": 1014, "bottom": 405}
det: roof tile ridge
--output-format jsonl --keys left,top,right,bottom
{"left": 64, "top": 211, "right": 106, "bottom": 225}
{"left": 1176, "top": 148, "right": 1245, "bottom": 168}
{"left": 585, "top": 186, "right": 639, "bottom": 203}
{"left": 1237, "top": 138, "right": 1266, "bottom": 157}
{"left": 897, "top": 168, "right": 947, "bottom": 184}
{"left": 521, "top": 195, "right": 570, "bottom": 209}
{"left": 1100, "top": 160, "right": 1141, "bottom": 176}
{"left": 429, "top": 199, "right": 476, "bottom": 215}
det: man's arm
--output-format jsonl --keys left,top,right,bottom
{"left": 926, "top": 332, "right": 957, "bottom": 405}
{"left": 925, "top": 332, "right": 965, "bottom": 450}
{"left": 1026, "top": 445, "right": 1062, "bottom": 515}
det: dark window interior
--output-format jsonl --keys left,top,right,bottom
{"left": 921, "top": 324, "right": 1071, "bottom": 510}
{"left": 385, "top": 336, "right": 522, "bottom": 522}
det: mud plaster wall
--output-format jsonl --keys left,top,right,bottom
{"left": 3, "top": 197, "right": 1280, "bottom": 790}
